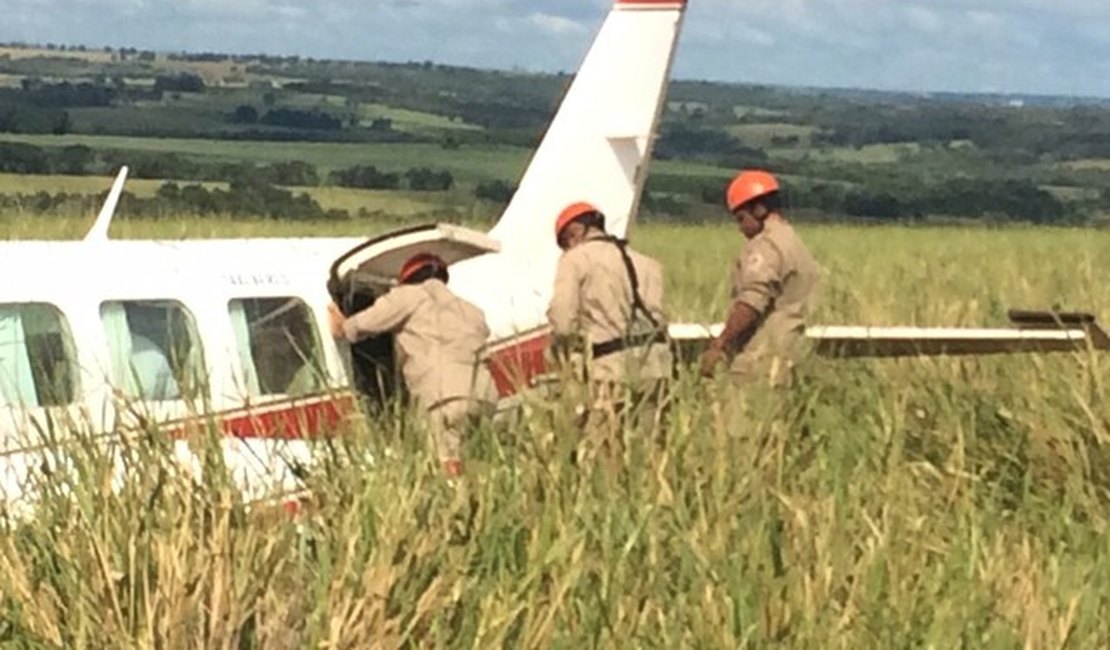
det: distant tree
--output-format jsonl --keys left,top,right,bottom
{"left": 844, "top": 191, "right": 905, "bottom": 219}
{"left": 406, "top": 167, "right": 453, "bottom": 191}
{"left": 264, "top": 160, "right": 319, "bottom": 186}
{"left": 51, "top": 110, "right": 70, "bottom": 135}
{"left": 260, "top": 108, "right": 341, "bottom": 130}
{"left": 0, "top": 143, "right": 49, "bottom": 173}
{"left": 54, "top": 145, "right": 93, "bottom": 174}
{"left": 157, "top": 182, "right": 180, "bottom": 202}
{"left": 229, "top": 104, "right": 259, "bottom": 124}
{"left": 330, "top": 165, "right": 400, "bottom": 190}
{"left": 474, "top": 179, "right": 515, "bottom": 204}
{"left": 153, "top": 73, "right": 205, "bottom": 94}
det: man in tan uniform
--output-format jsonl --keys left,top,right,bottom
{"left": 328, "top": 253, "right": 495, "bottom": 477}
{"left": 700, "top": 170, "right": 821, "bottom": 385}
{"left": 547, "top": 202, "right": 672, "bottom": 418}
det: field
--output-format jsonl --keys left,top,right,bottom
{"left": 0, "top": 172, "right": 467, "bottom": 220}
{"left": 2, "top": 39, "right": 1110, "bottom": 645}
{"left": 0, "top": 134, "right": 734, "bottom": 187}
{"left": 3, "top": 216, "right": 1110, "bottom": 647}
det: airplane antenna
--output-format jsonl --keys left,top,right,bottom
{"left": 83, "top": 166, "right": 129, "bottom": 243}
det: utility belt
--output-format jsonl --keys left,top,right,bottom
{"left": 591, "top": 331, "right": 668, "bottom": 360}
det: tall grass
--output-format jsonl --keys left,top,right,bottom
{"left": 2, "top": 219, "right": 1110, "bottom": 646}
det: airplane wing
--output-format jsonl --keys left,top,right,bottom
{"left": 669, "top": 310, "right": 1110, "bottom": 360}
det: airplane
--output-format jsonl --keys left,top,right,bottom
{"left": 0, "top": 0, "right": 694, "bottom": 515}
{"left": 2, "top": 0, "right": 1106, "bottom": 516}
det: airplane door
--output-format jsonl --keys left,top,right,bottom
{"left": 327, "top": 224, "right": 501, "bottom": 409}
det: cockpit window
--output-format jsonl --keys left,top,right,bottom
{"left": 100, "top": 301, "right": 206, "bottom": 402}
{"left": 229, "top": 298, "right": 325, "bottom": 397}
{"left": 0, "top": 303, "right": 78, "bottom": 408}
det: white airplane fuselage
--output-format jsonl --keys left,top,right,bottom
{"left": 0, "top": 0, "right": 692, "bottom": 511}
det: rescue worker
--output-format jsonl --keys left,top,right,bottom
{"left": 699, "top": 170, "right": 821, "bottom": 385}
{"left": 328, "top": 253, "right": 495, "bottom": 477}
{"left": 547, "top": 202, "right": 672, "bottom": 424}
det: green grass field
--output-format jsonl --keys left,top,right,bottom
{"left": 2, "top": 214, "right": 1110, "bottom": 646}
{"left": 0, "top": 172, "right": 464, "bottom": 219}
{"left": 359, "top": 103, "right": 483, "bottom": 134}
{"left": 0, "top": 133, "right": 737, "bottom": 185}
{"left": 727, "top": 122, "right": 817, "bottom": 149}
{"left": 770, "top": 142, "right": 921, "bottom": 165}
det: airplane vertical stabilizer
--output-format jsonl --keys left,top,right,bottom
{"left": 455, "top": 0, "right": 688, "bottom": 338}
{"left": 492, "top": 0, "right": 687, "bottom": 246}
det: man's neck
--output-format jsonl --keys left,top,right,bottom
{"left": 765, "top": 212, "right": 785, "bottom": 226}
{"left": 583, "top": 227, "right": 609, "bottom": 242}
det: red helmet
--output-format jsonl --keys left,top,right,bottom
{"left": 727, "top": 170, "right": 780, "bottom": 212}
{"left": 554, "top": 201, "right": 600, "bottom": 241}
{"left": 398, "top": 253, "right": 446, "bottom": 283}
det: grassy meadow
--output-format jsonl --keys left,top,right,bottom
{"left": 2, "top": 212, "right": 1110, "bottom": 646}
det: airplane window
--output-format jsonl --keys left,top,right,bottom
{"left": 228, "top": 298, "right": 325, "bottom": 397}
{"left": 0, "top": 303, "right": 78, "bottom": 408}
{"left": 100, "top": 301, "right": 206, "bottom": 402}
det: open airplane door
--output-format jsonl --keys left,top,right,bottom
{"left": 330, "top": 223, "right": 501, "bottom": 297}
{"left": 669, "top": 310, "right": 1110, "bottom": 362}
{"left": 326, "top": 223, "right": 501, "bottom": 407}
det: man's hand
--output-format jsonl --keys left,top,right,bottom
{"left": 327, "top": 302, "right": 346, "bottom": 340}
{"left": 700, "top": 302, "right": 761, "bottom": 378}
{"left": 699, "top": 343, "right": 727, "bottom": 378}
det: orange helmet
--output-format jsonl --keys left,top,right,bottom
{"left": 726, "top": 170, "right": 780, "bottom": 212}
{"left": 555, "top": 201, "right": 600, "bottom": 241}
{"left": 398, "top": 253, "right": 446, "bottom": 283}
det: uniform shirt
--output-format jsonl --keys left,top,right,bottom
{"left": 547, "top": 233, "right": 672, "bottom": 383}
{"left": 342, "top": 279, "right": 495, "bottom": 407}
{"left": 730, "top": 218, "right": 821, "bottom": 380}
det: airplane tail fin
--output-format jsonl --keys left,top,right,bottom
{"left": 83, "top": 166, "right": 129, "bottom": 243}
{"left": 489, "top": 0, "right": 687, "bottom": 253}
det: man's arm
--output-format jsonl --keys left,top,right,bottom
{"left": 699, "top": 301, "right": 760, "bottom": 377}
{"left": 546, "top": 255, "right": 582, "bottom": 337}
{"left": 700, "top": 240, "right": 783, "bottom": 377}
{"left": 330, "top": 289, "right": 415, "bottom": 343}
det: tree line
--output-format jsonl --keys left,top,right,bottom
{"left": 0, "top": 142, "right": 461, "bottom": 193}
{"left": 0, "top": 178, "right": 347, "bottom": 221}
{"left": 646, "top": 173, "right": 1092, "bottom": 224}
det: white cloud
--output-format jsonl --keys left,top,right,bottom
{"left": 527, "top": 13, "right": 586, "bottom": 36}
{"left": 905, "top": 6, "right": 944, "bottom": 35}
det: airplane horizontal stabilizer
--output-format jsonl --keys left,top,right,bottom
{"left": 668, "top": 309, "right": 1110, "bottom": 360}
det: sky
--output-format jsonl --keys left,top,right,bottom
{"left": 3, "top": 0, "right": 1110, "bottom": 97}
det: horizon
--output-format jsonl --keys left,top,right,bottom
{"left": 5, "top": 39, "right": 1110, "bottom": 105}
{"left": 2, "top": 1, "right": 1109, "bottom": 100}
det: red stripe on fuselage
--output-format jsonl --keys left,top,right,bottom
{"left": 163, "top": 329, "right": 557, "bottom": 441}
{"left": 167, "top": 393, "right": 358, "bottom": 441}
{"left": 485, "top": 330, "right": 552, "bottom": 397}
{"left": 219, "top": 394, "right": 357, "bottom": 439}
